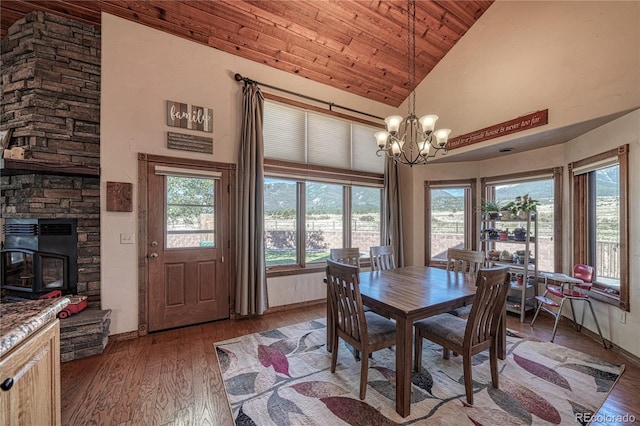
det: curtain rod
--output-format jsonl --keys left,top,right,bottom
{"left": 234, "top": 73, "right": 384, "bottom": 121}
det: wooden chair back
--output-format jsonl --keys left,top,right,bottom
{"left": 446, "top": 248, "right": 484, "bottom": 276}
{"left": 369, "top": 245, "right": 396, "bottom": 271}
{"left": 325, "top": 259, "right": 368, "bottom": 348}
{"left": 465, "top": 266, "right": 511, "bottom": 348}
{"left": 329, "top": 248, "right": 361, "bottom": 270}
{"left": 325, "top": 258, "right": 397, "bottom": 400}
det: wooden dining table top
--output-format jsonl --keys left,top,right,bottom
{"left": 357, "top": 265, "right": 478, "bottom": 321}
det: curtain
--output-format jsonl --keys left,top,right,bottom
{"left": 382, "top": 157, "right": 404, "bottom": 267}
{"left": 236, "top": 83, "right": 268, "bottom": 316}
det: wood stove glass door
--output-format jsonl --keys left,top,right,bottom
{"left": 147, "top": 163, "right": 231, "bottom": 332}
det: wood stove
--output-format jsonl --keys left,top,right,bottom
{"left": 1, "top": 219, "right": 78, "bottom": 298}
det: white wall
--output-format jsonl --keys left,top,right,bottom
{"left": 100, "top": 13, "right": 393, "bottom": 334}
{"left": 410, "top": 0, "right": 639, "bottom": 140}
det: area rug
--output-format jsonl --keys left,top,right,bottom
{"left": 214, "top": 319, "right": 624, "bottom": 425}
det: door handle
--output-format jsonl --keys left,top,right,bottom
{"left": 149, "top": 253, "right": 158, "bottom": 259}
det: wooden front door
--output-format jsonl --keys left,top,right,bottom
{"left": 146, "top": 160, "right": 231, "bottom": 332}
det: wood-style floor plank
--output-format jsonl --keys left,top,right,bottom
{"left": 60, "top": 303, "right": 638, "bottom": 425}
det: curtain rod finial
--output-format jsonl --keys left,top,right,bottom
{"left": 234, "top": 73, "right": 244, "bottom": 82}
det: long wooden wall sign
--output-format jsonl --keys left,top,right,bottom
{"left": 167, "top": 132, "right": 213, "bottom": 154}
{"left": 447, "top": 109, "right": 548, "bottom": 150}
{"left": 166, "top": 100, "right": 213, "bottom": 133}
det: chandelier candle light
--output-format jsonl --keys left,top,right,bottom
{"left": 374, "top": 0, "right": 451, "bottom": 167}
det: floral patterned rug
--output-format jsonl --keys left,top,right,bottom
{"left": 214, "top": 319, "right": 624, "bottom": 425}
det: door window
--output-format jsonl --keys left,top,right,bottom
{"left": 165, "top": 176, "right": 215, "bottom": 249}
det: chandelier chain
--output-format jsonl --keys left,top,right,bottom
{"left": 373, "top": 0, "right": 451, "bottom": 167}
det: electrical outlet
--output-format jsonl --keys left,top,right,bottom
{"left": 120, "top": 233, "right": 134, "bottom": 244}
{"left": 618, "top": 310, "right": 626, "bottom": 324}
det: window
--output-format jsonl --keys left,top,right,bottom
{"left": 165, "top": 176, "right": 215, "bottom": 249}
{"left": 264, "top": 177, "right": 298, "bottom": 267}
{"left": 570, "top": 145, "right": 629, "bottom": 310}
{"left": 351, "top": 186, "right": 382, "bottom": 253}
{"left": 425, "top": 180, "right": 476, "bottom": 264}
{"left": 262, "top": 98, "right": 384, "bottom": 273}
{"left": 264, "top": 178, "right": 382, "bottom": 270}
{"left": 482, "top": 168, "right": 563, "bottom": 273}
{"left": 305, "top": 182, "right": 343, "bottom": 263}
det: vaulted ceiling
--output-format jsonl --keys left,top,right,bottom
{"left": 0, "top": 0, "right": 493, "bottom": 107}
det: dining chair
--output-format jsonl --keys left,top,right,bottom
{"left": 325, "top": 259, "right": 397, "bottom": 400}
{"left": 446, "top": 248, "right": 485, "bottom": 319}
{"left": 530, "top": 264, "right": 607, "bottom": 348}
{"left": 369, "top": 245, "right": 396, "bottom": 271}
{"left": 329, "top": 248, "right": 361, "bottom": 270}
{"left": 413, "top": 265, "right": 510, "bottom": 405}
{"left": 328, "top": 247, "right": 370, "bottom": 359}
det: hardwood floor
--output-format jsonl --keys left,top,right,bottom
{"left": 60, "top": 304, "right": 639, "bottom": 425}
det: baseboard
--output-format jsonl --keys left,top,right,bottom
{"left": 110, "top": 330, "right": 139, "bottom": 341}
{"left": 265, "top": 298, "right": 326, "bottom": 314}
{"left": 580, "top": 326, "right": 640, "bottom": 368}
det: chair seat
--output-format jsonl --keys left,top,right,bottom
{"left": 547, "top": 286, "right": 588, "bottom": 299}
{"left": 450, "top": 304, "right": 472, "bottom": 319}
{"left": 364, "top": 311, "right": 396, "bottom": 345}
{"left": 414, "top": 313, "right": 466, "bottom": 347}
{"left": 534, "top": 295, "right": 559, "bottom": 307}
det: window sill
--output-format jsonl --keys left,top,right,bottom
{"left": 266, "top": 259, "right": 372, "bottom": 278}
{"left": 588, "top": 287, "right": 624, "bottom": 310}
{"left": 266, "top": 265, "right": 325, "bottom": 278}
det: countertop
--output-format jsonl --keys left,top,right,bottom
{"left": 0, "top": 297, "right": 70, "bottom": 357}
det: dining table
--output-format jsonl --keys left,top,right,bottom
{"left": 326, "top": 265, "right": 481, "bottom": 417}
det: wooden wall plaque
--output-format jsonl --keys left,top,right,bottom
{"left": 106, "top": 181, "right": 133, "bottom": 212}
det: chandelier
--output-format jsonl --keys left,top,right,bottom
{"left": 374, "top": 0, "right": 451, "bottom": 167}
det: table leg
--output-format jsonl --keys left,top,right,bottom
{"left": 498, "top": 310, "right": 506, "bottom": 360}
{"left": 326, "top": 287, "right": 333, "bottom": 353}
{"left": 395, "top": 316, "right": 413, "bottom": 417}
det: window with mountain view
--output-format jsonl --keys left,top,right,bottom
{"left": 493, "top": 179, "right": 555, "bottom": 272}
{"left": 305, "top": 182, "right": 343, "bottom": 263}
{"left": 426, "top": 181, "right": 475, "bottom": 264}
{"left": 571, "top": 146, "right": 628, "bottom": 310}
{"left": 591, "top": 165, "right": 620, "bottom": 286}
{"left": 264, "top": 179, "right": 381, "bottom": 269}
{"left": 264, "top": 177, "right": 297, "bottom": 267}
{"left": 482, "top": 168, "right": 563, "bottom": 273}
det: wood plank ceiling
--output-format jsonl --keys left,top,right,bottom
{"left": 0, "top": 1, "right": 493, "bottom": 107}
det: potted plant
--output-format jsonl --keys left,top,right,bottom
{"left": 514, "top": 194, "right": 539, "bottom": 219}
{"left": 501, "top": 201, "right": 518, "bottom": 219}
{"left": 480, "top": 200, "right": 502, "bottom": 219}
{"left": 482, "top": 227, "right": 500, "bottom": 240}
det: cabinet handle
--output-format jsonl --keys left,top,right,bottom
{"left": 1, "top": 377, "right": 13, "bottom": 391}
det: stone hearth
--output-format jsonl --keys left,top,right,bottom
{"left": 60, "top": 309, "right": 110, "bottom": 362}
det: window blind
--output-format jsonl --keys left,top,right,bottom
{"left": 263, "top": 99, "right": 384, "bottom": 174}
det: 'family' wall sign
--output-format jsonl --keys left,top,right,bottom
{"left": 166, "top": 100, "right": 213, "bottom": 133}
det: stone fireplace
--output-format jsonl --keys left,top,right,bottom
{"left": 1, "top": 12, "right": 110, "bottom": 360}
{"left": 1, "top": 11, "right": 101, "bottom": 308}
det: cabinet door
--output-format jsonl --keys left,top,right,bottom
{"left": 0, "top": 320, "right": 61, "bottom": 426}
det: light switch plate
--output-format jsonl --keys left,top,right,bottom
{"left": 120, "top": 233, "right": 134, "bottom": 244}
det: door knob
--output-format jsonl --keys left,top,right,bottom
{"left": 149, "top": 253, "right": 158, "bottom": 259}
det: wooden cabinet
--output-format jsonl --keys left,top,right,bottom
{"left": 0, "top": 320, "right": 61, "bottom": 426}
{"left": 480, "top": 211, "right": 538, "bottom": 322}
